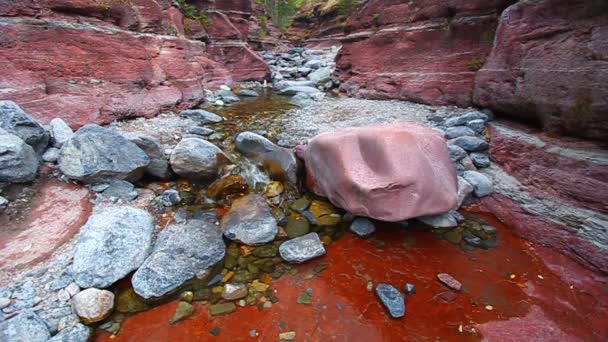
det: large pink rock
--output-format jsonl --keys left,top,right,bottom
{"left": 474, "top": 0, "right": 608, "bottom": 141}
{"left": 299, "top": 123, "right": 458, "bottom": 222}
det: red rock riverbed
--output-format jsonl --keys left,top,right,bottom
{"left": 94, "top": 212, "right": 608, "bottom": 341}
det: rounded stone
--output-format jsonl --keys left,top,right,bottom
{"left": 169, "top": 137, "right": 227, "bottom": 180}
{"left": 71, "top": 288, "right": 115, "bottom": 324}
{"left": 350, "top": 217, "right": 376, "bottom": 237}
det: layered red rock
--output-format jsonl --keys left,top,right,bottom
{"left": 334, "top": 0, "right": 513, "bottom": 106}
{"left": 474, "top": 0, "right": 608, "bottom": 141}
{"left": 0, "top": 0, "right": 269, "bottom": 127}
{"left": 299, "top": 123, "right": 457, "bottom": 222}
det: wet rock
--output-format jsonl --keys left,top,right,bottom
{"left": 448, "top": 136, "right": 489, "bottom": 152}
{"left": 297, "top": 292, "right": 312, "bottom": 305}
{"left": 179, "top": 109, "right": 223, "bottom": 124}
{"left": 437, "top": 273, "right": 462, "bottom": 291}
{"left": 235, "top": 132, "right": 298, "bottom": 183}
{"left": 169, "top": 302, "right": 194, "bottom": 325}
{"left": 58, "top": 125, "right": 149, "bottom": 183}
{"left": 49, "top": 118, "right": 74, "bottom": 148}
{"left": 222, "top": 283, "right": 248, "bottom": 300}
{"left": 48, "top": 323, "right": 90, "bottom": 342}
{"left": 72, "top": 206, "right": 154, "bottom": 288}
{"left": 279, "top": 331, "right": 296, "bottom": 340}
{"left": 309, "top": 200, "right": 341, "bottom": 226}
{"left": 238, "top": 89, "right": 259, "bottom": 97}
{"left": 207, "top": 174, "right": 249, "bottom": 199}
{"left": 125, "top": 133, "right": 170, "bottom": 179}
{"left": 438, "top": 291, "right": 458, "bottom": 302}
{"left": 274, "top": 80, "right": 315, "bottom": 91}
{"left": 169, "top": 137, "right": 228, "bottom": 180}
{"left": 350, "top": 217, "right": 376, "bottom": 237}
{"left": 445, "top": 126, "right": 476, "bottom": 139}
{"left": 209, "top": 302, "right": 236, "bottom": 316}
{"left": 444, "top": 112, "right": 488, "bottom": 127}
{"left": 285, "top": 215, "right": 310, "bottom": 238}
{"left": 467, "top": 119, "right": 486, "bottom": 134}
{"left": 279, "top": 233, "right": 326, "bottom": 263}
{"left": 447, "top": 145, "right": 467, "bottom": 162}
{"left": 209, "top": 327, "right": 220, "bottom": 336}
{"left": 160, "top": 189, "right": 181, "bottom": 207}
{"left": 116, "top": 288, "right": 149, "bottom": 313}
{"left": 462, "top": 171, "right": 494, "bottom": 197}
{"left": 71, "top": 288, "right": 115, "bottom": 324}
{"left": 464, "top": 235, "right": 483, "bottom": 247}
{"left": 0, "top": 101, "right": 49, "bottom": 154}
{"left": 101, "top": 180, "right": 138, "bottom": 201}
{"left": 289, "top": 92, "right": 315, "bottom": 108}
{"left": 0, "top": 129, "right": 38, "bottom": 183}
{"left": 375, "top": 284, "right": 405, "bottom": 318}
{"left": 301, "top": 123, "right": 458, "bottom": 221}
{"left": 456, "top": 176, "right": 474, "bottom": 207}
{"left": 308, "top": 67, "right": 332, "bottom": 86}
{"left": 403, "top": 283, "right": 416, "bottom": 295}
{"left": 0, "top": 310, "right": 50, "bottom": 342}
{"left": 218, "top": 89, "right": 240, "bottom": 104}
{"left": 253, "top": 244, "right": 279, "bottom": 258}
{"left": 222, "top": 194, "right": 278, "bottom": 245}
{"left": 132, "top": 219, "right": 225, "bottom": 299}
{"left": 42, "top": 147, "right": 60, "bottom": 163}
{"left": 470, "top": 152, "right": 491, "bottom": 168}
{"left": 264, "top": 181, "right": 284, "bottom": 197}
{"left": 189, "top": 126, "right": 215, "bottom": 136}
{"left": 444, "top": 226, "right": 464, "bottom": 244}
{"left": 418, "top": 212, "right": 458, "bottom": 228}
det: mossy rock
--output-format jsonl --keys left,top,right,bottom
{"left": 116, "top": 288, "right": 149, "bottom": 313}
{"left": 285, "top": 214, "right": 310, "bottom": 238}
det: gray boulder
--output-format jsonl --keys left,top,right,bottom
{"left": 0, "top": 129, "right": 38, "bottom": 183}
{"left": 0, "top": 101, "right": 49, "bottom": 154}
{"left": 72, "top": 206, "right": 154, "bottom": 288}
{"left": 444, "top": 111, "right": 488, "bottom": 127}
{"left": 235, "top": 132, "right": 298, "bottom": 183}
{"left": 462, "top": 171, "right": 494, "bottom": 197}
{"left": 124, "top": 133, "right": 170, "bottom": 179}
{"left": 48, "top": 323, "right": 90, "bottom": 342}
{"left": 279, "top": 233, "right": 326, "bottom": 263}
{"left": 375, "top": 284, "right": 405, "bottom": 318}
{"left": 179, "top": 109, "right": 223, "bottom": 124}
{"left": 273, "top": 80, "right": 315, "bottom": 91}
{"left": 49, "top": 118, "right": 74, "bottom": 148}
{"left": 221, "top": 194, "right": 278, "bottom": 245}
{"left": 58, "top": 125, "right": 149, "bottom": 183}
{"left": 0, "top": 310, "right": 50, "bottom": 342}
{"left": 444, "top": 126, "right": 476, "bottom": 139}
{"left": 169, "top": 137, "right": 227, "bottom": 180}
{"left": 418, "top": 212, "right": 458, "bottom": 228}
{"left": 238, "top": 89, "right": 259, "bottom": 97}
{"left": 448, "top": 136, "right": 489, "bottom": 152}
{"left": 100, "top": 180, "right": 138, "bottom": 201}
{"left": 218, "top": 89, "right": 240, "bottom": 104}
{"left": 132, "top": 220, "right": 226, "bottom": 299}
{"left": 308, "top": 67, "right": 332, "bottom": 85}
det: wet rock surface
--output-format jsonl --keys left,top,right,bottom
{"left": 72, "top": 206, "right": 154, "bottom": 288}
{"left": 375, "top": 284, "right": 405, "bottom": 318}
{"left": 235, "top": 132, "right": 298, "bottom": 184}
{"left": 221, "top": 194, "right": 278, "bottom": 245}
{"left": 279, "top": 233, "right": 326, "bottom": 263}
{"left": 132, "top": 220, "right": 226, "bottom": 299}
{"left": 349, "top": 218, "right": 376, "bottom": 237}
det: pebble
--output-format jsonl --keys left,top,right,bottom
{"left": 222, "top": 283, "right": 248, "bottom": 301}
{"left": 403, "top": 283, "right": 416, "bottom": 295}
{"left": 210, "top": 327, "right": 220, "bottom": 336}
{"left": 279, "top": 233, "right": 326, "bottom": 263}
{"left": 437, "top": 273, "right": 462, "bottom": 291}
{"left": 249, "top": 329, "right": 257, "bottom": 337}
{"left": 209, "top": 302, "right": 236, "bottom": 316}
{"left": 279, "top": 331, "right": 296, "bottom": 340}
{"left": 169, "top": 301, "right": 194, "bottom": 324}
{"left": 375, "top": 284, "right": 405, "bottom": 318}
{"left": 349, "top": 217, "right": 376, "bottom": 237}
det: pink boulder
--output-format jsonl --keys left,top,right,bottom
{"left": 300, "top": 123, "right": 458, "bottom": 222}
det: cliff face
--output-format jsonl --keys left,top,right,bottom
{"left": 0, "top": 0, "right": 269, "bottom": 128}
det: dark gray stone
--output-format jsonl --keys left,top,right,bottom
{"left": 350, "top": 217, "right": 376, "bottom": 237}
{"left": 375, "top": 284, "right": 405, "bottom": 318}
{"left": 464, "top": 236, "right": 483, "bottom": 247}
{"left": 444, "top": 126, "right": 476, "bottom": 139}
{"left": 238, "top": 89, "right": 259, "bottom": 97}
{"left": 160, "top": 189, "right": 181, "bottom": 207}
{"left": 279, "top": 233, "right": 326, "bottom": 263}
{"left": 124, "top": 133, "right": 170, "bottom": 179}
{"left": 444, "top": 111, "right": 488, "bottom": 127}
{"left": 72, "top": 206, "right": 154, "bottom": 288}
{"left": 418, "top": 212, "right": 458, "bottom": 228}
{"left": 462, "top": 171, "right": 493, "bottom": 197}
{"left": 0, "top": 101, "right": 49, "bottom": 154}
{"left": 101, "top": 180, "right": 138, "bottom": 201}
{"left": 0, "top": 310, "right": 50, "bottom": 342}
{"left": 218, "top": 89, "right": 240, "bottom": 104}
{"left": 132, "top": 220, "right": 226, "bottom": 298}
{"left": 448, "top": 136, "right": 489, "bottom": 152}
{"left": 58, "top": 125, "right": 149, "bottom": 183}
{"left": 189, "top": 126, "right": 215, "bottom": 136}
{"left": 447, "top": 145, "right": 467, "bottom": 162}
{"left": 403, "top": 283, "right": 416, "bottom": 295}
{"left": 179, "top": 109, "right": 223, "bottom": 124}
{"left": 222, "top": 194, "right": 278, "bottom": 245}
{"left": 466, "top": 119, "right": 486, "bottom": 133}
{"left": 279, "top": 86, "right": 322, "bottom": 96}
{"left": 0, "top": 129, "right": 38, "bottom": 183}
{"left": 470, "top": 152, "right": 491, "bottom": 168}
{"left": 235, "top": 132, "right": 298, "bottom": 184}
{"left": 49, "top": 118, "right": 73, "bottom": 148}
{"left": 48, "top": 323, "right": 91, "bottom": 342}
{"left": 169, "top": 137, "right": 227, "bottom": 180}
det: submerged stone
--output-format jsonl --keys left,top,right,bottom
{"left": 285, "top": 215, "right": 310, "bottom": 238}
{"left": 209, "top": 302, "right": 236, "bottom": 316}
{"left": 222, "top": 194, "right": 278, "bottom": 245}
{"left": 235, "top": 132, "right": 298, "bottom": 184}
{"left": 350, "top": 217, "right": 376, "bottom": 237}
{"left": 222, "top": 283, "right": 248, "bottom": 301}
{"left": 437, "top": 273, "right": 462, "bottom": 291}
{"left": 116, "top": 288, "right": 149, "bottom": 314}
{"left": 169, "top": 302, "right": 194, "bottom": 325}
{"left": 279, "top": 233, "right": 326, "bottom": 263}
{"left": 207, "top": 174, "right": 249, "bottom": 199}
{"left": 375, "top": 284, "right": 405, "bottom": 318}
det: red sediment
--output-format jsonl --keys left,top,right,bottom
{"left": 95, "top": 213, "right": 608, "bottom": 341}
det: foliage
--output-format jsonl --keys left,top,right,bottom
{"left": 176, "top": 0, "right": 210, "bottom": 26}
{"left": 467, "top": 58, "right": 485, "bottom": 72}
{"left": 262, "top": 0, "right": 309, "bottom": 32}
{"left": 337, "top": 0, "right": 356, "bottom": 18}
